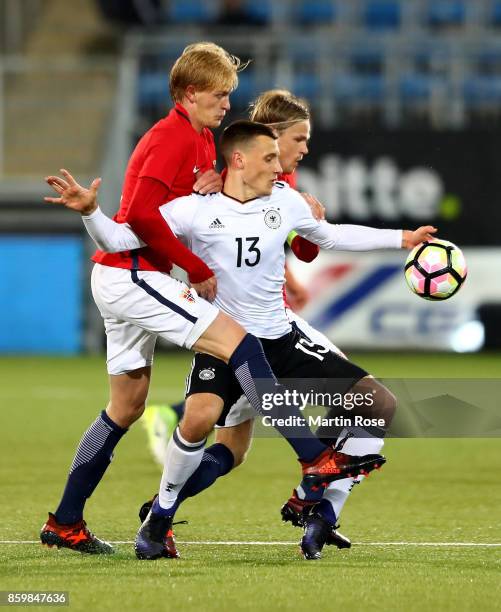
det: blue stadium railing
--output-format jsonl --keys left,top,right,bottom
{"left": 129, "top": 17, "right": 501, "bottom": 128}
{"left": 159, "top": 0, "right": 501, "bottom": 30}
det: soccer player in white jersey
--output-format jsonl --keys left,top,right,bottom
{"left": 41, "top": 55, "right": 381, "bottom": 557}
{"left": 144, "top": 90, "right": 367, "bottom": 551}
{"left": 55, "top": 121, "right": 436, "bottom": 559}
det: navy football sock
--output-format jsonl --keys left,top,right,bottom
{"left": 171, "top": 401, "right": 185, "bottom": 420}
{"left": 177, "top": 443, "right": 234, "bottom": 506}
{"left": 317, "top": 498, "right": 338, "bottom": 527}
{"left": 229, "top": 333, "right": 326, "bottom": 462}
{"left": 54, "top": 411, "right": 127, "bottom": 524}
{"left": 151, "top": 444, "right": 234, "bottom": 519}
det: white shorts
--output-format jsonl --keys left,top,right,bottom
{"left": 216, "top": 309, "right": 345, "bottom": 429}
{"left": 91, "top": 263, "right": 219, "bottom": 375}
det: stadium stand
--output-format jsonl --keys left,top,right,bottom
{"left": 168, "top": 0, "right": 215, "bottom": 24}
{"left": 294, "top": 0, "right": 338, "bottom": 26}
{"left": 4, "top": 0, "right": 501, "bottom": 183}
{"left": 2, "top": 0, "right": 501, "bottom": 353}
{"left": 97, "top": 1, "right": 500, "bottom": 130}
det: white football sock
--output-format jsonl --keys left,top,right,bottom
{"left": 158, "top": 427, "right": 206, "bottom": 510}
{"left": 323, "top": 427, "right": 385, "bottom": 519}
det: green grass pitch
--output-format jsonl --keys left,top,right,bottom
{"left": 1, "top": 352, "right": 501, "bottom": 611}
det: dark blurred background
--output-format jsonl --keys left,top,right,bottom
{"left": 1, "top": 0, "right": 500, "bottom": 355}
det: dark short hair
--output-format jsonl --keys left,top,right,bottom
{"left": 219, "top": 120, "right": 278, "bottom": 163}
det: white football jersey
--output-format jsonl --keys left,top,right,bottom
{"left": 83, "top": 182, "right": 401, "bottom": 339}
{"left": 159, "top": 182, "right": 401, "bottom": 338}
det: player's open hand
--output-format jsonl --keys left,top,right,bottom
{"left": 192, "top": 275, "right": 217, "bottom": 302}
{"left": 193, "top": 169, "right": 223, "bottom": 195}
{"left": 402, "top": 225, "right": 438, "bottom": 249}
{"left": 44, "top": 169, "right": 100, "bottom": 216}
{"left": 301, "top": 192, "right": 326, "bottom": 221}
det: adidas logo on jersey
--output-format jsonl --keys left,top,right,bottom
{"left": 209, "top": 218, "right": 225, "bottom": 229}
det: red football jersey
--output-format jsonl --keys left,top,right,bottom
{"left": 93, "top": 103, "right": 216, "bottom": 276}
{"left": 280, "top": 173, "right": 296, "bottom": 309}
{"left": 279, "top": 172, "right": 297, "bottom": 188}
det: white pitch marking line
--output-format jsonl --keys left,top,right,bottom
{"left": 3, "top": 540, "right": 501, "bottom": 547}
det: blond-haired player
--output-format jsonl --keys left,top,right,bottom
{"left": 41, "top": 52, "right": 357, "bottom": 557}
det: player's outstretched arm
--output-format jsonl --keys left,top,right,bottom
{"left": 81, "top": 208, "right": 144, "bottom": 253}
{"left": 290, "top": 186, "right": 439, "bottom": 251}
{"left": 44, "top": 169, "right": 144, "bottom": 253}
{"left": 298, "top": 221, "right": 438, "bottom": 252}
{"left": 287, "top": 230, "right": 319, "bottom": 263}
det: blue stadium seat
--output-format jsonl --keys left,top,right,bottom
{"left": 475, "top": 48, "right": 501, "bottom": 74}
{"left": 229, "top": 71, "right": 256, "bottom": 108}
{"left": 137, "top": 72, "right": 170, "bottom": 110}
{"left": 491, "top": 1, "right": 501, "bottom": 26}
{"left": 426, "top": 0, "right": 466, "bottom": 27}
{"left": 412, "top": 47, "right": 435, "bottom": 71}
{"left": 285, "top": 36, "right": 325, "bottom": 62}
{"left": 292, "top": 73, "right": 322, "bottom": 98}
{"left": 399, "top": 74, "right": 441, "bottom": 100}
{"left": 363, "top": 1, "right": 401, "bottom": 31}
{"left": 463, "top": 76, "right": 501, "bottom": 104}
{"left": 295, "top": 0, "right": 337, "bottom": 26}
{"left": 350, "top": 44, "right": 385, "bottom": 74}
{"left": 168, "top": 0, "right": 212, "bottom": 23}
{"left": 285, "top": 38, "right": 326, "bottom": 79}
{"left": 333, "top": 74, "right": 385, "bottom": 102}
{"left": 243, "top": 0, "right": 272, "bottom": 24}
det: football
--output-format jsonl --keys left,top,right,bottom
{"left": 404, "top": 239, "right": 467, "bottom": 300}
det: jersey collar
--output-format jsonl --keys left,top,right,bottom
{"left": 174, "top": 102, "right": 191, "bottom": 123}
{"left": 222, "top": 190, "right": 260, "bottom": 205}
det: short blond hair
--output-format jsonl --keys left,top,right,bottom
{"left": 249, "top": 89, "right": 310, "bottom": 132}
{"left": 170, "top": 42, "right": 245, "bottom": 102}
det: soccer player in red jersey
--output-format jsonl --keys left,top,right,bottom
{"left": 93, "top": 43, "right": 226, "bottom": 294}
{"left": 41, "top": 49, "right": 365, "bottom": 556}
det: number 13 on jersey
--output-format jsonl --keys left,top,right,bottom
{"left": 235, "top": 237, "right": 261, "bottom": 267}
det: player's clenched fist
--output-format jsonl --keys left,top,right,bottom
{"left": 191, "top": 276, "right": 217, "bottom": 302}
{"left": 193, "top": 169, "right": 223, "bottom": 195}
{"left": 44, "top": 169, "right": 100, "bottom": 216}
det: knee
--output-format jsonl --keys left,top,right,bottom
{"left": 180, "top": 394, "right": 223, "bottom": 443}
{"left": 178, "top": 414, "right": 214, "bottom": 443}
{"left": 351, "top": 378, "right": 397, "bottom": 427}
{"left": 373, "top": 383, "right": 397, "bottom": 425}
{"left": 107, "top": 401, "right": 145, "bottom": 428}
